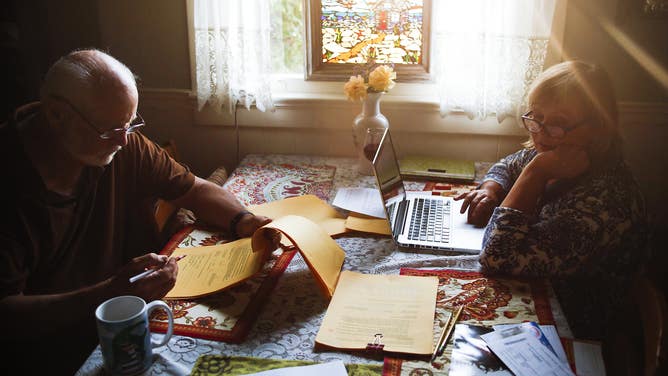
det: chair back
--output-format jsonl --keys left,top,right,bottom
{"left": 604, "top": 275, "right": 668, "bottom": 376}
{"left": 634, "top": 277, "right": 668, "bottom": 376}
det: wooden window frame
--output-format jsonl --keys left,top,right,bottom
{"left": 304, "top": 0, "right": 432, "bottom": 82}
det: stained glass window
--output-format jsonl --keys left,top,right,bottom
{"left": 321, "top": 0, "right": 424, "bottom": 65}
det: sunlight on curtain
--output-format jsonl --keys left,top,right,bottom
{"left": 193, "top": 0, "right": 275, "bottom": 113}
{"left": 432, "top": 0, "right": 557, "bottom": 122}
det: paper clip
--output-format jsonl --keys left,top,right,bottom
{"left": 366, "top": 333, "right": 384, "bottom": 352}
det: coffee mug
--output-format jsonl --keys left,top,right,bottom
{"left": 95, "top": 296, "right": 174, "bottom": 375}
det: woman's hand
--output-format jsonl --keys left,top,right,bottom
{"left": 108, "top": 253, "right": 179, "bottom": 302}
{"left": 529, "top": 144, "right": 590, "bottom": 181}
{"left": 529, "top": 124, "right": 595, "bottom": 180}
{"left": 455, "top": 181, "right": 503, "bottom": 227}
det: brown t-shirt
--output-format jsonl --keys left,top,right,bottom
{"left": 0, "top": 104, "right": 196, "bottom": 298}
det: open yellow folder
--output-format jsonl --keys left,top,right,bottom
{"left": 249, "top": 194, "right": 347, "bottom": 237}
{"left": 344, "top": 212, "right": 391, "bottom": 235}
{"left": 164, "top": 195, "right": 346, "bottom": 300}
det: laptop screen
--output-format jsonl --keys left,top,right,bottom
{"left": 371, "top": 129, "right": 406, "bottom": 213}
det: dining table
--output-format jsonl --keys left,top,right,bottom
{"left": 76, "top": 154, "right": 572, "bottom": 376}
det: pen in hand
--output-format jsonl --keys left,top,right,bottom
{"left": 129, "top": 254, "right": 187, "bottom": 283}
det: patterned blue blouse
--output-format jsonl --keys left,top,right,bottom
{"left": 480, "top": 148, "right": 647, "bottom": 340}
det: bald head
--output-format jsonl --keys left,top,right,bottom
{"left": 40, "top": 49, "right": 138, "bottom": 113}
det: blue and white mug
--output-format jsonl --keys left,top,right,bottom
{"left": 95, "top": 296, "right": 174, "bottom": 375}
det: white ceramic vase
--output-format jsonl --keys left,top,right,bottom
{"left": 352, "top": 92, "right": 389, "bottom": 175}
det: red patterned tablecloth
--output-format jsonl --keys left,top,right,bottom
{"left": 224, "top": 161, "right": 336, "bottom": 206}
{"left": 149, "top": 157, "right": 339, "bottom": 342}
{"left": 383, "top": 269, "right": 556, "bottom": 376}
{"left": 78, "top": 155, "right": 571, "bottom": 376}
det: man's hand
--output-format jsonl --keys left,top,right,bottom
{"left": 455, "top": 181, "right": 503, "bottom": 228}
{"left": 109, "top": 253, "right": 178, "bottom": 302}
{"left": 235, "top": 213, "right": 272, "bottom": 238}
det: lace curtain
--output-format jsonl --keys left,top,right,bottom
{"left": 193, "top": 0, "right": 276, "bottom": 113}
{"left": 432, "top": 0, "right": 557, "bottom": 121}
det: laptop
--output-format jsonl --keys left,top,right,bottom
{"left": 370, "top": 128, "right": 485, "bottom": 253}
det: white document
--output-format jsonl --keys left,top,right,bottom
{"left": 481, "top": 324, "right": 574, "bottom": 376}
{"left": 493, "top": 323, "right": 568, "bottom": 365}
{"left": 245, "top": 360, "right": 348, "bottom": 376}
{"left": 332, "top": 188, "right": 385, "bottom": 218}
{"left": 573, "top": 340, "right": 606, "bottom": 376}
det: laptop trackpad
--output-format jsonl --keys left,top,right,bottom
{"left": 450, "top": 199, "right": 486, "bottom": 252}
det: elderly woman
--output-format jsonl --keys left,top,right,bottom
{"left": 456, "top": 61, "right": 647, "bottom": 340}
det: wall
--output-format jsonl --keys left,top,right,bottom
{"left": 565, "top": 0, "right": 668, "bottom": 102}
{"left": 7, "top": 0, "right": 101, "bottom": 106}
{"left": 96, "top": 0, "right": 191, "bottom": 90}
{"left": 563, "top": 0, "right": 668, "bottom": 227}
{"left": 9, "top": 0, "right": 668, "bottom": 225}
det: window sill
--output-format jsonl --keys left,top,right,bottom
{"left": 140, "top": 87, "right": 527, "bottom": 137}
{"left": 272, "top": 91, "right": 439, "bottom": 111}
{"left": 271, "top": 76, "right": 439, "bottom": 104}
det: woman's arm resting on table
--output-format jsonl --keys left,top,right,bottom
{"left": 481, "top": 146, "right": 596, "bottom": 278}
{"left": 480, "top": 203, "right": 605, "bottom": 278}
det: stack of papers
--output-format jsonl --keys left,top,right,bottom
{"left": 332, "top": 187, "right": 385, "bottom": 219}
{"left": 332, "top": 188, "right": 392, "bottom": 236}
{"left": 481, "top": 322, "right": 574, "bottom": 376}
{"left": 450, "top": 322, "right": 607, "bottom": 376}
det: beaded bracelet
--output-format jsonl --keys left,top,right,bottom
{"left": 229, "top": 210, "right": 254, "bottom": 238}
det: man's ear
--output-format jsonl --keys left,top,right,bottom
{"left": 43, "top": 99, "right": 69, "bottom": 126}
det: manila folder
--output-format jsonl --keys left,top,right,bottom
{"left": 315, "top": 271, "right": 438, "bottom": 355}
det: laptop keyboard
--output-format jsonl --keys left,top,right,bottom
{"left": 388, "top": 202, "right": 397, "bottom": 221}
{"left": 408, "top": 198, "right": 451, "bottom": 243}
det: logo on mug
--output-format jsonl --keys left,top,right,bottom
{"left": 96, "top": 296, "right": 174, "bottom": 375}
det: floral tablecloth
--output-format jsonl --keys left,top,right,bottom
{"left": 76, "top": 154, "right": 570, "bottom": 376}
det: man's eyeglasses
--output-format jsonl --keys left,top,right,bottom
{"left": 52, "top": 95, "right": 145, "bottom": 140}
{"left": 521, "top": 110, "right": 586, "bottom": 139}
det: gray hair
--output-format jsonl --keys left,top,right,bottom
{"left": 40, "top": 49, "right": 138, "bottom": 111}
{"left": 521, "top": 60, "right": 621, "bottom": 157}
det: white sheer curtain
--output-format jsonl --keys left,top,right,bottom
{"left": 193, "top": 0, "right": 275, "bottom": 113}
{"left": 432, "top": 0, "right": 557, "bottom": 121}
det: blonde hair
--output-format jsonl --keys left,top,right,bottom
{"left": 521, "top": 61, "right": 620, "bottom": 157}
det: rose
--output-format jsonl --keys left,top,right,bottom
{"left": 344, "top": 75, "right": 367, "bottom": 102}
{"left": 368, "top": 65, "right": 395, "bottom": 92}
{"left": 343, "top": 64, "right": 396, "bottom": 101}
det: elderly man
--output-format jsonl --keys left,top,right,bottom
{"left": 0, "top": 49, "right": 271, "bottom": 374}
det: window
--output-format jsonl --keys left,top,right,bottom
{"left": 305, "top": 0, "right": 431, "bottom": 82}
{"left": 271, "top": 0, "right": 304, "bottom": 75}
{"left": 189, "top": 0, "right": 564, "bottom": 121}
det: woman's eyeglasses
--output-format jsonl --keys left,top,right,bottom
{"left": 52, "top": 95, "right": 145, "bottom": 140}
{"left": 521, "top": 110, "right": 586, "bottom": 139}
